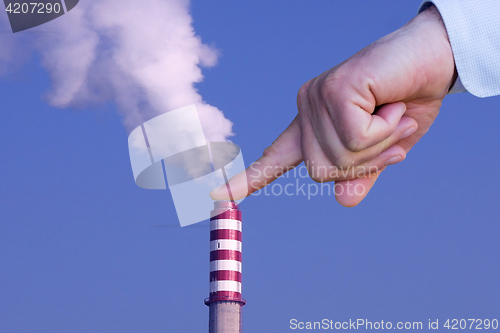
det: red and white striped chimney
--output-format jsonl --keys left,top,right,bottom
{"left": 205, "top": 201, "right": 245, "bottom": 333}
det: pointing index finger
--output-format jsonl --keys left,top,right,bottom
{"left": 210, "top": 116, "right": 303, "bottom": 201}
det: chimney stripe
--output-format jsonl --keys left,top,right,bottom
{"left": 208, "top": 291, "right": 242, "bottom": 301}
{"left": 210, "top": 219, "right": 242, "bottom": 231}
{"left": 210, "top": 210, "right": 242, "bottom": 221}
{"left": 210, "top": 260, "right": 242, "bottom": 273}
{"left": 210, "top": 270, "right": 242, "bottom": 282}
{"left": 210, "top": 281, "right": 241, "bottom": 293}
{"left": 210, "top": 229, "right": 242, "bottom": 241}
{"left": 210, "top": 250, "right": 242, "bottom": 262}
{"left": 210, "top": 239, "right": 242, "bottom": 252}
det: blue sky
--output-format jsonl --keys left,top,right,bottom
{"left": 1, "top": 1, "right": 499, "bottom": 332}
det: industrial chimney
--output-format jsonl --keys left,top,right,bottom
{"left": 205, "top": 201, "right": 245, "bottom": 332}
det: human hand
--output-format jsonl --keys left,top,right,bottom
{"left": 211, "top": 5, "right": 456, "bottom": 206}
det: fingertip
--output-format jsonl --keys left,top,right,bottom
{"left": 380, "top": 144, "right": 407, "bottom": 166}
{"left": 376, "top": 101, "right": 406, "bottom": 121}
{"left": 334, "top": 168, "right": 383, "bottom": 207}
{"left": 336, "top": 194, "right": 363, "bottom": 207}
{"left": 389, "top": 101, "right": 407, "bottom": 116}
{"left": 334, "top": 181, "right": 368, "bottom": 207}
{"left": 209, "top": 169, "right": 250, "bottom": 201}
{"left": 400, "top": 114, "right": 418, "bottom": 127}
{"left": 398, "top": 101, "right": 407, "bottom": 113}
{"left": 209, "top": 185, "right": 230, "bottom": 201}
{"left": 397, "top": 116, "right": 418, "bottom": 140}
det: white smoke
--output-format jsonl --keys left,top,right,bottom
{"left": 0, "top": 0, "right": 233, "bottom": 141}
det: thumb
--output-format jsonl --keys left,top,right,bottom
{"left": 210, "top": 116, "right": 303, "bottom": 200}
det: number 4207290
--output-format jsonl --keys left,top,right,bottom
{"left": 5, "top": 2, "right": 62, "bottom": 14}
{"left": 444, "top": 319, "right": 499, "bottom": 330}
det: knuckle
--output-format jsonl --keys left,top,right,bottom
{"left": 319, "top": 78, "right": 339, "bottom": 103}
{"left": 297, "top": 80, "right": 313, "bottom": 107}
{"left": 343, "top": 131, "right": 368, "bottom": 152}
{"left": 332, "top": 154, "right": 356, "bottom": 170}
{"left": 318, "top": 72, "right": 348, "bottom": 104}
{"left": 262, "top": 145, "right": 278, "bottom": 166}
{"left": 304, "top": 159, "right": 329, "bottom": 183}
{"left": 307, "top": 166, "right": 325, "bottom": 183}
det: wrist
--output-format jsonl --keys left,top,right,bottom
{"left": 412, "top": 4, "right": 457, "bottom": 93}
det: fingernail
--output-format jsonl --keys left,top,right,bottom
{"left": 211, "top": 184, "right": 226, "bottom": 194}
{"left": 402, "top": 126, "right": 417, "bottom": 139}
{"left": 386, "top": 155, "right": 403, "bottom": 166}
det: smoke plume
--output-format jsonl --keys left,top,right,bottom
{"left": 0, "top": 0, "right": 233, "bottom": 141}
